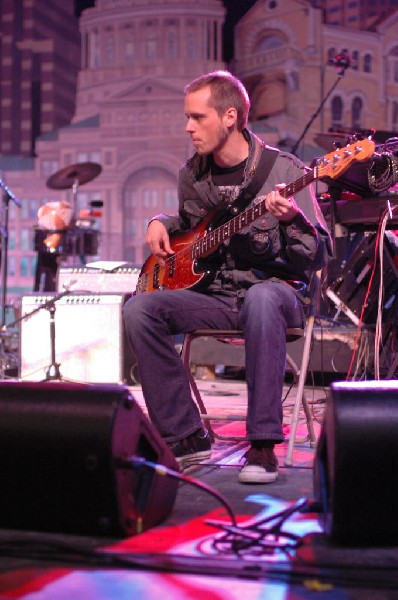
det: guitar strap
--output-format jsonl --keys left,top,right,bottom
{"left": 229, "top": 143, "right": 279, "bottom": 215}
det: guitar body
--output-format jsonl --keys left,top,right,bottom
{"left": 135, "top": 211, "right": 219, "bottom": 294}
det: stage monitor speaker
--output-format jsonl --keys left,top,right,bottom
{"left": 20, "top": 293, "right": 139, "bottom": 385}
{"left": 314, "top": 380, "right": 398, "bottom": 546}
{"left": 0, "top": 381, "right": 178, "bottom": 537}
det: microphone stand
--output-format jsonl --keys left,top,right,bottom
{"left": 0, "top": 179, "right": 22, "bottom": 378}
{"left": 0, "top": 179, "right": 22, "bottom": 327}
{"left": 291, "top": 62, "right": 349, "bottom": 157}
{"left": 5, "top": 287, "right": 74, "bottom": 381}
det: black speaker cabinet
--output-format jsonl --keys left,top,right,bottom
{"left": 314, "top": 380, "right": 398, "bottom": 545}
{"left": 20, "top": 293, "right": 139, "bottom": 385}
{"left": 0, "top": 381, "right": 178, "bottom": 537}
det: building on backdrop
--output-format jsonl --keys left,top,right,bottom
{"left": 0, "top": 0, "right": 80, "bottom": 157}
{"left": 0, "top": 0, "right": 397, "bottom": 303}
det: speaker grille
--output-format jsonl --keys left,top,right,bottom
{"left": 20, "top": 293, "right": 136, "bottom": 384}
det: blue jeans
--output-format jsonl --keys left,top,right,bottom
{"left": 122, "top": 281, "right": 304, "bottom": 443}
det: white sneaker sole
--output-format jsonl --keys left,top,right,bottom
{"left": 238, "top": 465, "right": 279, "bottom": 484}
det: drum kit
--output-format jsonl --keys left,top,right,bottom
{"left": 38, "top": 161, "right": 103, "bottom": 255}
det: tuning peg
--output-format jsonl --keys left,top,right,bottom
{"left": 333, "top": 141, "right": 342, "bottom": 149}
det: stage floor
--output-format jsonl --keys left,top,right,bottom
{"left": 0, "top": 377, "right": 397, "bottom": 599}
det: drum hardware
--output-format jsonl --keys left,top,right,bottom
{"left": 34, "top": 227, "right": 99, "bottom": 257}
{"left": 78, "top": 199, "right": 104, "bottom": 222}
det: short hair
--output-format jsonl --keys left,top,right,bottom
{"left": 184, "top": 70, "right": 250, "bottom": 131}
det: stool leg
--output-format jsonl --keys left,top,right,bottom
{"left": 284, "top": 314, "right": 317, "bottom": 467}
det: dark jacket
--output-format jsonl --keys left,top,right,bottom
{"left": 153, "top": 129, "right": 332, "bottom": 295}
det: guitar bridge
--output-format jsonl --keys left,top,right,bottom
{"left": 153, "top": 263, "right": 160, "bottom": 289}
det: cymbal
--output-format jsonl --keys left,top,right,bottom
{"left": 46, "top": 162, "right": 102, "bottom": 190}
{"left": 314, "top": 132, "right": 349, "bottom": 152}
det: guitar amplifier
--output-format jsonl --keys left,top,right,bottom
{"left": 56, "top": 266, "right": 140, "bottom": 294}
{"left": 20, "top": 293, "right": 139, "bottom": 385}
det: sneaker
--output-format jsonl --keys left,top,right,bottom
{"left": 168, "top": 427, "right": 212, "bottom": 469}
{"left": 238, "top": 444, "right": 279, "bottom": 484}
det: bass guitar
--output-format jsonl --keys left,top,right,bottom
{"left": 135, "top": 139, "right": 375, "bottom": 294}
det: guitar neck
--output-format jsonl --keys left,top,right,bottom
{"left": 280, "top": 169, "right": 316, "bottom": 198}
{"left": 193, "top": 168, "right": 316, "bottom": 259}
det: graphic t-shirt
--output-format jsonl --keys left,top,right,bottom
{"left": 211, "top": 158, "right": 246, "bottom": 206}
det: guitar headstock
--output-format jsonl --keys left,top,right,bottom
{"left": 317, "top": 139, "right": 375, "bottom": 180}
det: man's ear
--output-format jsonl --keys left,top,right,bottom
{"left": 224, "top": 107, "right": 238, "bottom": 128}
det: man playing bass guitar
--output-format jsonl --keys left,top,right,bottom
{"left": 123, "top": 70, "right": 332, "bottom": 484}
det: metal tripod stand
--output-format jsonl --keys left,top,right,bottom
{"left": 5, "top": 289, "right": 73, "bottom": 381}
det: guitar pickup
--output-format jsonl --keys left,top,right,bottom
{"left": 168, "top": 254, "right": 175, "bottom": 278}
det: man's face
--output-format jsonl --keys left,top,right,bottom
{"left": 184, "top": 86, "right": 230, "bottom": 156}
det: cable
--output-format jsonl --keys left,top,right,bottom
{"left": 345, "top": 221, "right": 385, "bottom": 380}
{"left": 117, "top": 458, "right": 314, "bottom": 560}
{"left": 368, "top": 152, "right": 398, "bottom": 194}
{"left": 202, "top": 497, "right": 309, "bottom": 559}
{"left": 374, "top": 214, "right": 387, "bottom": 378}
{"left": 116, "top": 456, "right": 237, "bottom": 527}
{"left": 346, "top": 201, "right": 398, "bottom": 380}
{"left": 373, "top": 203, "right": 398, "bottom": 378}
